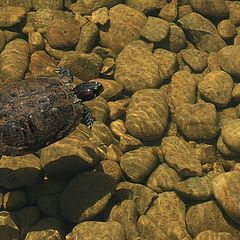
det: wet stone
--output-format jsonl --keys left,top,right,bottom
{"left": 115, "top": 40, "right": 161, "bottom": 94}
{"left": 162, "top": 136, "right": 202, "bottom": 177}
{"left": 217, "top": 20, "right": 237, "bottom": 40}
{"left": 208, "top": 52, "right": 221, "bottom": 71}
{"left": 75, "top": 22, "right": 98, "bottom": 53}
{"left": 221, "top": 119, "right": 240, "bottom": 152}
{"left": 59, "top": 52, "right": 102, "bottom": 80}
{"left": 174, "top": 103, "right": 219, "bottom": 140}
{"left": 0, "top": 6, "right": 26, "bottom": 27}
{"left": 146, "top": 191, "right": 191, "bottom": 239}
{"left": 198, "top": 70, "right": 233, "bottom": 108}
{"left": 186, "top": 201, "right": 240, "bottom": 238}
{"left": 60, "top": 171, "right": 116, "bottom": 223}
{"left": 226, "top": 1, "right": 240, "bottom": 26}
{"left": 170, "top": 70, "right": 197, "bottom": 109}
{"left": 218, "top": 45, "right": 240, "bottom": 78}
{"left": 40, "top": 136, "right": 99, "bottom": 179}
{"left": 180, "top": 49, "right": 208, "bottom": 73}
{"left": 0, "top": 39, "right": 29, "bottom": 84}
{"left": 66, "top": 221, "right": 126, "bottom": 240}
{"left": 0, "top": 154, "right": 41, "bottom": 189}
{"left": 99, "top": 4, "right": 147, "bottom": 54}
{"left": 189, "top": 0, "right": 229, "bottom": 18}
{"left": 178, "top": 5, "right": 193, "bottom": 19}
{"left": 108, "top": 200, "right": 139, "bottom": 240}
{"left": 0, "top": 30, "right": 6, "bottom": 52}
{"left": 153, "top": 48, "right": 178, "bottom": 81}
{"left": 218, "top": 108, "right": 239, "bottom": 128}
{"left": 126, "top": 89, "right": 169, "bottom": 141}
{"left": 3, "top": 191, "right": 27, "bottom": 210}
{"left": 125, "top": 0, "right": 160, "bottom": 15}
{"left": 120, "top": 147, "right": 158, "bottom": 183}
{"left": 108, "top": 101, "right": 126, "bottom": 121}
{"left": 70, "top": 0, "right": 121, "bottom": 15}
{"left": 194, "top": 230, "right": 237, "bottom": 240}
{"left": 141, "top": 17, "right": 169, "bottom": 43}
{"left": 137, "top": 215, "right": 169, "bottom": 240}
{"left": 174, "top": 176, "right": 212, "bottom": 201}
{"left": 159, "top": 0, "right": 178, "bottom": 22}
{"left": 115, "top": 182, "right": 157, "bottom": 215}
{"left": 110, "top": 119, "right": 127, "bottom": 139}
{"left": 32, "top": 0, "right": 63, "bottom": 10}
{"left": 147, "top": 163, "right": 181, "bottom": 193}
{"left": 212, "top": 171, "right": 240, "bottom": 225}
{"left": 90, "top": 7, "right": 109, "bottom": 25}
{"left": 28, "top": 31, "right": 44, "bottom": 53}
{"left": 232, "top": 84, "right": 240, "bottom": 103}
{"left": 119, "top": 134, "right": 143, "bottom": 153}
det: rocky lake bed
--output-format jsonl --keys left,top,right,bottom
{"left": 0, "top": 0, "right": 240, "bottom": 239}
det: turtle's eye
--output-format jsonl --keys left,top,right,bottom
{"left": 74, "top": 82, "right": 104, "bottom": 102}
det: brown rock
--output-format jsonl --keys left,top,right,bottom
{"left": 174, "top": 103, "right": 219, "bottom": 140}
{"left": 99, "top": 4, "right": 147, "bottom": 53}
{"left": 126, "top": 89, "right": 169, "bottom": 141}
{"left": 194, "top": 230, "right": 236, "bottom": 240}
{"left": 212, "top": 171, "right": 240, "bottom": 225}
{"left": 28, "top": 31, "right": 44, "bottom": 53}
{"left": 226, "top": 1, "right": 240, "bottom": 26}
{"left": 108, "top": 101, "right": 126, "bottom": 120}
{"left": 162, "top": 136, "right": 202, "bottom": 177}
{"left": 0, "top": 6, "right": 26, "bottom": 27}
{"left": 60, "top": 171, "right": 116, "bottom": 223}
{"left": 159, "top": 0, "right": 178, "bottom": 22}
{"left": 32, "top": 0, "right": 63, "bottom": 10}
{"left": 217, "top": 20, "right": 237, "bottom": 40}
{"left": 0, "top": 30, "right": 6, "bottom": 52}
{"left": 120, "top": 147, "right": 158, "bottom": 182}
{"left": 3, "top": 191, "right": 27, "bottom": 210}
{"left": 119, "top": 134, "right": 143, "bottom": 153}
{"left": 106, "top": 144, "right": 123, "bottom": 162}
{"left": 186, "top": 201, "right": 240, "bottom": 238}
{"left": 110, "top": 119, "right": 127, "bottom": 138}
{"left": 208, "top": 52, "right": 221, "bottom": 71}
{"left": 198, "top": 70, "right": 233, "bottom": 107}
{"left": 66, "top": 221, "right": 126, "bottom": 240}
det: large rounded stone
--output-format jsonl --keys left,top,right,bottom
{"left": 126, "top": 89, "right": 169, "bottom": 141}
{"left": 115, "top": 40, "right": 161, "bottom": 93}
{"left": 212, "top": 171, "right": 240, "bottom": 225}
{"left": 60, "top": 171, "right": 116, "bottom": 223}
{"left": 174, "top": 103, "right": 219, "bottom": 140}
{"left": 218, "top": 45, "right": 240, "bottom": 78}
{"left": 99, "top": 4, "right": 147, "bottom": 53}
{"left": 198, "top": 70, "right": 233, "bottom": 107}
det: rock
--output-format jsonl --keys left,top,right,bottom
{"left": 174, "top": 176, "right": 212, "bottom": 200}
{"left": 178, "top": 13, "right": 226, "bottom": 52}
{"left": 108, "top": 101, "right": 126, "bottom": 120}
{"left": 232, "top": 84, "right": 240, "bottom": 102}
{"left": 106, "top": 143, "right": 122, "bottom": 163}
{"left": 198, "top": 70, "right": 233, "bottom": 108}
{"left": 208, "top": 52, "right": 221, "bottom": 71}
{"left": 211, "top": 171, "right": 240, "bottom": 225}
{"left": 40, "top": 135, "right": 99, "bottom": 178}
{"left": 162, "top": 136, "right": 202, "bottom": 177}
{"left": 217, "top": 20, "right": 237, "bottom": 40}
{"left": 170, "top": 70, "right": 197, "bottom": 109}
{"left": 218, "top": 108, "right": 239, "bottom": 127}
{"left": 75, "top": 22, "right": 98, "bottom": 53}
{"left": 120, "top": 147, "right": 158, "bottom": 183}
{"left": 178, "top": 5, "right": 193, "bottom": 19}
{"left": 194, "top": 230, "right": 237, "bottom": 240}
{"left": 125, "top": 0, "right": 160, "bottom": 15}
{"left": 115, "top": 41, "right": 161, "bottom": 93}
{"left": 221, "top": 119, "right": 240, "bottom": 152}
{"left": 60, "top": 171, "right": 116, "bottom": 223}
{"left": 45, "top": 19, "right": 80, "bottom": 49}
{"left": 108, "top": 200, "right": 139, "bottom": 239}
{"left": 119, "top": 134, "right": 143, "bottom": 153}
{"left": 189, "top": 0, "right": 229, "bottom": 18}
{"left": 141, "top": 17, "right": 170, "bottom": 43}
{"left": 59, "top": 52, "right": 102, "bottom": 80}
{"left": 110, "top": 119, "right": 127, "bottom": 138}
{"left": 44, "top": 40, "right": 64, "bottom": 60}
{"left": 3, "top": 191, "right": 27, "bottom": 210}
{"left": 101, "top": 57, "right": 115, "bottom": 77}
{"left": 137, "top": 215, "right": 169, "bottom": 240}
{"left": 0, "top": 154, "right": 41, "bottom": 189}
{"left": 195, "top": 143, "right": 217, "bottom": 164}
{"left": 28, "top": 31, "right": 44, "bottom": 53}
{"left": 0, "top": 6, "right": 26, "bottom": 27}
{"left": 218, "top": 45, "right": 240, "bottom": 78}
{"left": 186, "top": 201, "right": 240, "bottom": 238}
{"left": 91, "top": 7, "right": 109, "bottom": 25}
{"left": 146, "top": 191, "right": 191, "bottom": 240}
{"left": 0, "top": 39, "right": 29, "bottom": 84}
{"left": 226, "top": 1, "right": 240, "bottom": 26}
{"left": 180, "top": 49, "right": 208, "bottom": 73}
{"left": 174, "top": 103, "right": 219, "bottom": 140}
{"left": 70, "top": 0, "right": 121, "bottom": 15}
{"left": 0, "top": 30, "right": 6, "bottom": 52}
{"left": 153, "top": 48, "right": 178, "bottom": 81}
{"left": 29, "top": 50, "right": 56, "bottom": 77}
{"left": 32, "top": 0, "right": 63, "bottom": 10}
{"left": 159, "top": 0, "right": 178, "bottom": 22}
{"left": 115, "top": 182, "right": 157, "bottom": 215}
{"left": 126, "top": 89, "right": 169, "bottom": 141}
{"left": 95, "top": 160, "right": 122, "bottom": 182}
{"left": 0, "top": 211, "right": 20, "bottom": 240}
{"left": 99, "top": 4, "right": 147, "bottom": 53}
{"left": 92, "top": 46, "right": 116, "bottom": 59}
{"left": 0, "top": 0, "right": 32, "bottom": 9}
{"left": 147, "top": 163, "right": 181, "bottom": 193}
{"left": 66, "top": 221, "right": 126, "bottom": 240}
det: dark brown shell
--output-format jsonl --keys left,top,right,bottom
{"left": 0, "top": 76, "right": 84, "bottom": 156}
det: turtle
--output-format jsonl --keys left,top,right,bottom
{"left": 0, "top": 67, "right": 104, "bottom": 156}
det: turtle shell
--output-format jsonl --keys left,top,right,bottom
{"left": 0, "top": 76, "right": 85, "bottom": 156}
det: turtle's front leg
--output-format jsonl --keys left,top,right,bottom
{"left": 81, "top": 104, "right": 95, "bottom": 127}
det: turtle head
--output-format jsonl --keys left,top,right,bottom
{"left": 74, "top": 82, "right": 104, "bottom": 102}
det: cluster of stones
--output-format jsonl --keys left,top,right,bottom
{"left": 0, "top": 0, "right": 240, "bottom": 239}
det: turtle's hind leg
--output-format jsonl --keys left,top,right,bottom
{"left": 81, "top": 105, "right": 95, "bottom": 127}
